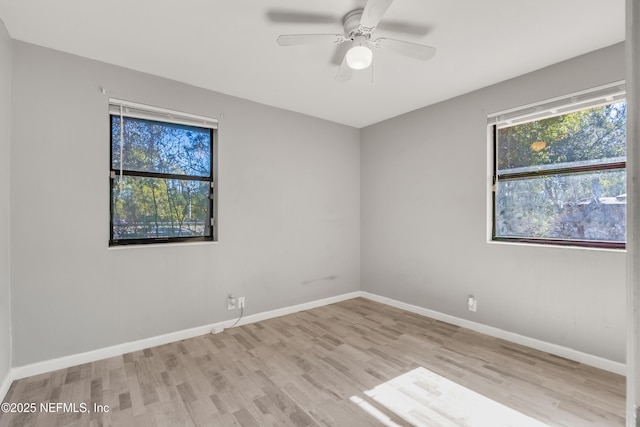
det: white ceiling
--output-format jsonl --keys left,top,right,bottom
{"left": 0, "top": 0, "right": 625, "bottom": 128}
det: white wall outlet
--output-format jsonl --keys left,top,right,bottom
{"left": 227, "top": 294, "right": 236, "bottom": 310}
{"left": 468, "top": 296, "right": 477, "bottom": 312}
{"left": 238, "top": 297, "right": 245, "bottom": 309}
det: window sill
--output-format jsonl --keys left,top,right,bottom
{"left": 488, "top": 238, "right": 625, "bottom": 253}
{"left": 108, "top": 240, "right": 218, "bottom": 250}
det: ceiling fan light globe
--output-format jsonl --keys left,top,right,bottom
{"left": 346, "top": 45, "right": 373, "bottom": 70}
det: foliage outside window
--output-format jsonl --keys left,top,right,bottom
{"left": 109, "top": 105, "right": 216, "bottom": 246}
{"left": 492, "top": 95, "right": 626, "bottom": 249}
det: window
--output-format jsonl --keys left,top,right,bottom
{"left": 490, "top": 83, "right": 626, "bottom": 249}
{"left": 109, "top": 100, "right": 217, "bottom": 246}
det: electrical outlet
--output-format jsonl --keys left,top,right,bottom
{"left": 238, "top": 297, "right": 245, "bottom": 309}
{"left": 227, "top": 294, "right": 236, "bottom": 310}
{"left": 468, "top": 296, "right": 477, "bottom": 312}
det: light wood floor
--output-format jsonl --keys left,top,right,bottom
{"left": 0, "top": 298, "right": 626, "bottom": 426}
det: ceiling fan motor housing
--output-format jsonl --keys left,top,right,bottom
{"left": 344, "top": 9, "right": 370, "bottom": 39}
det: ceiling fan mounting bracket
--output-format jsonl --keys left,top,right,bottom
{"left": 343, "top": 9, "right": 373, "bottom": 39}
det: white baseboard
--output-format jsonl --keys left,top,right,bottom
{"left": 359, "top": 291, "right": 626, "bottom": 376}
{"left": 6, "top": 289, "right": 624, "bottom": 388}
{"left": 10, "top": 291, "right": 361, "bottom": 381}
{"left": 0, "top": 369, "right": 13, "bottom": 403}
{"left": 233, "top": 291, "right": 362, "bottom": 327}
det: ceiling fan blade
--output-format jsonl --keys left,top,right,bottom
{"left": 360, "top": 0, "right": 395, "bottom": 29}
{"left": 335, "top": 56, "right": 353, "bottom": 82}
{"left": 277, "top": 34, "right": 347, "bottom": 46}
{"left": 330, "top": 43, "right": 350, "bottom": 66}
{"left": 374, "top": 38, "right": 436, "bottom": 61}
{"left": 267, "top": 10, "right": 338, "bottom": 24}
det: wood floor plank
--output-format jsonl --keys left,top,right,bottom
{"left": 0, "top": 298, "right": 626, "bottom": 426}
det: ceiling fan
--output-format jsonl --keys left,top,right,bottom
{"left": 273, "top": 0, "right": 436, "bottom": 82}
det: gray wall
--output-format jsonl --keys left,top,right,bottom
{"left": 361, "top": 43, "right": 627, "bottom": 363}
{"left": 0, "top": 19, "right": 11, "bottom": 384}
{"left": 10, "top": 42, "right": 360, "bottom": 366}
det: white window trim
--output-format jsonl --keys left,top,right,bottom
{"left": 109, "top": 98, "right": 218, "bottom": 130}
{"left": 488, "top": 81, "right": 626, "bottom": 128}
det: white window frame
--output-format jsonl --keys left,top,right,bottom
{"left": 487, "top": 82, "right": 627, "bottom": 249}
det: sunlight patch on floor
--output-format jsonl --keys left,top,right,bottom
{"left": 353, "top": 367, "right": 549, "bottom": 427}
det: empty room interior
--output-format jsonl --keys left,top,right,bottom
{"left": 0, "top": 0, "right": 638, "bottom": 426}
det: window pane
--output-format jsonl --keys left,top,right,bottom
{"left": 495, "top": 169, "right": 626, "bottom": 243}
{"left": 111, "top": 116, "right": 211, "bottom": 177}
{"left": 497, "top": 102, "right": 626, "bottom": 174}
{"left": 111, "top": 176, "right": 211, "bottom": 240}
